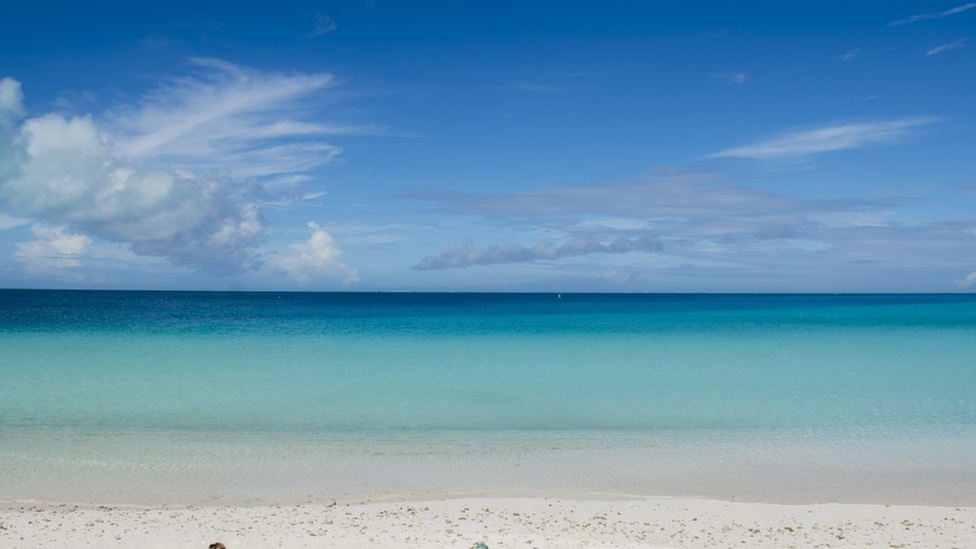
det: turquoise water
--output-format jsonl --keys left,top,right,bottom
{"left": 1, "top": 291, "right": 975, "bottom": 504}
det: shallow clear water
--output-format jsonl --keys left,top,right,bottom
{"left": 1, "top": 291, "right": 975, "bottom": 504}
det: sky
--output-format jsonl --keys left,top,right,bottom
{"left": 0, "top": 0, "right": 974, "bottom": 292}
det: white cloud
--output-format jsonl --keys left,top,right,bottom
{"left": 812, "top": 211, "right": 893, "bottom": 228}
{"left": 0, "top": 211, "right": 28, "bottom": 230}
{"left": 575, "top": 218, "right": 655, "bottom": 231}
{"left": 956, "top": 271, "right": 976, "bottom": 288}
{"left": 710, "top": 117, "right": 937, "bottom": 160}
{"left": 711, "top": 72, "right": 749, "bottom": 85}
{"left": 276, "top": 221, "right": 359, "bottom": 285}
{"left": 309, "top": 13, "right": 338, "bottom": 37}
{"left": 505, "top": 83, "right": 561, "bottom": 93}
{"left": 0, "top": 77, "right": 25, "bottom": 123}
{"left": 407, "top": 174, "right": 800, "bottom": 223}
{"left": 14, "top": 224, "right": 92, "bottom": 273}
{"left": 415, "top": 236, "right": 663, "bottom": 270}
{"left": 925, "top": 38, "right": 969, "bottom": 56}
{"left": 108, "top": 58, "right": 355, "bottom": 179}
{"left": 11, "top": 223, "right": 180, "bottom": 281}
{"left": 407, "top": 169, "right": 976, "bottom": 291}
{"left": 1, "top": 108, "right": 267, "bottom": 272}
{"left": 324, "top": 222, "right": 413, "bottom": 246}
{"left": 889, "top": 3, "right": 976, "bottom": 26}
{"left": 724, "top": 71, "right": 750, "bottom": 84}
{"left": 0, "top": 77, "right": 26, "bottom": 185}
{"left": 0, "top": 62, "right": 367, "bottom": 276}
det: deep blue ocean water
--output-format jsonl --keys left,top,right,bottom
{"left": 1, "top": 290, "right": 975, "bottom": 504}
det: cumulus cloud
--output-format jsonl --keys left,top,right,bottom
{"left": 414, "top": 236, "right": 662, "bottom": 270}
{"left": 957, "top": 271, "right": 976, "bottom": 288}
{"left": 14, "top": 224, "right": 92, "bottom": 274}
{"left": 710, "top": 117, "right": 937, "bottom": 160}
{"left": 1, "top": 107, "right": 266, "bottom": 272}
{"left": 889, "top": 3, "right": 976, "bottom": 26}
{"left": 276, "top": 221, "right": 359, "bottom": 285}
{"left": 0, "top": 62, "right": 361, "bottom": 279}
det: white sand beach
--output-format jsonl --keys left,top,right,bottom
{"left": 3, "top": 496, "right": 974, "bottom": 549}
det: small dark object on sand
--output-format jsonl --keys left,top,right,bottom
{"left": 470, "top": 543, "right": 489, "bottom": 549}
{"left": 209, "top": 543, "right": 227, "bottom": 549}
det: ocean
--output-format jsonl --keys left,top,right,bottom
{"left": 1, "top": 290, "right": 975, "bottom": 505}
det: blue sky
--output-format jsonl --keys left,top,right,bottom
{"left": 0, "top": 1, "right": 974, "bottom": 292}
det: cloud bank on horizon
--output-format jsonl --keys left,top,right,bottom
{"left": 415, "top": 236, "right": 664, "bottom": 270}
{"left": 0, "top": 1, "right": 974, "bottom": 292}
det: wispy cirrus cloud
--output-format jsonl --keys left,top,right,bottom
{"left": 709, "top": 117, "right": 937, "bottom": 160}
{"left": 889, "top": 2, "right": 976, "bottom": 26}
{"left": 925, "top": 38, "right": 969, "bottom": 55}
{"left": 307, "top": 13, "right": 337, "bottom": 37}
{"left": 406, "top": 173, "right": 792, "bottom": 220}
{"left": 108, "top": 57, "right": 373, "bottom": 179}
{"left": 503, "top": 82, "right": 562, "bottom": 93}
{"left": 714, "top": 71, "right": 749, "bottom": 84}
{"left": 414, "top": 236, "right": 663, "bottom": 270}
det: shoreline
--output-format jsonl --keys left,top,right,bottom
{"left": 5, "top": 425, "right": 976, "bottom": 508}
{"left": 9, "top": 413, "right": 976, "bottom": 508}
{"left": 3, "top": 495, "right": 974, "bottom": 549}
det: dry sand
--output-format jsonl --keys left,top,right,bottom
{"left": 2, "top": 495, "right": 974, "bottom": 549}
